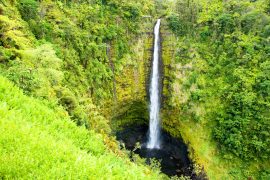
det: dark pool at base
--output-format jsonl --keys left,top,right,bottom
{"left": 116, "top": 125, "right": 206, "bottom": 179}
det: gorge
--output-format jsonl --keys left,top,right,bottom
{"left": 115, "top": 19, "right": 205, "bottom": 179}
{"left": 0, "top": 0, "right": 269, "bottom": 179}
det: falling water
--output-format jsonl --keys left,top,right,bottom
{"left": 147, "top": 19, "right": 161, "bottom": 149}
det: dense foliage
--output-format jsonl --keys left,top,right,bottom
{"left": 0, "top": 0, "right": 166, "bottom": 178}
{"left": 166, "top": 0, "right": 270, "bottom": 178}
{"left": 0, "top": 0, "right": 154, "bottom": 130}
{"left": 0, "top": 76, "right": 163, "bottom": 179}
{"left": 1, "top": 0, "right": 269, "bottom": 178}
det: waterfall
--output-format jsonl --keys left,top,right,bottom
{"left": 147, "top": 19, "right": 161, "bottom": 149}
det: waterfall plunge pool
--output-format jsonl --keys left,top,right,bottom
{"left": 116, "top": 125, "right": 206, "bottom": 179}
{"left": 115, "top": 19, "right": 206, "bottom": 179}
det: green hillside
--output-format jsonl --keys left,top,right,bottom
{"left": 0, "top": 76, "right": 163, "bottom": 179}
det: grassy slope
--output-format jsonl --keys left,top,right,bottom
{"left": 0, "top": 76, "right": 163, "bottom": 179}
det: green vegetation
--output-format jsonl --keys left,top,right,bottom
{"left": 162, "top": 0, "right": 270, "bottom": 179}
{"left": 0, "top": 0, "right": 166, "bottom": 178}
{"left": 0, "top": 76, "right": 163, "bottom": 179}
{"left": 0, "top": 0, "right": 155, "bottom": 130}
{"left": 1, "top": 0, "right": 269, "bottom": 179}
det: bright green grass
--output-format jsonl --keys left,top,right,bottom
{"left": 0, "top": 76, "right": 163, "bottom": 179}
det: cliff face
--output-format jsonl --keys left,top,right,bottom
{"left": 107, "top": 18, "right": 155, "bottom": 130}
{"left": 159, "top": 22, "right": 209, "bottom": 177}
{"left": 159, "top": 20, "right": 234, "bottom": 179}
{"left": 159, "top": 21, "right": 178, "bottom": 133}
{"left": 109, "top": 19, "right": 179, "bottom": 131}
{"left": 160, "top": 13, "right": 270, "bottom": 178}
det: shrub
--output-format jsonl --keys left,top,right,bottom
{"left": 167, "top": 13, "right": 185, "bottom": 36}
{"left": 216, "top": 14, "right": 235, "bottom": 34}
{"left": 17, "top": 0, "right": 38, "bottom": 21}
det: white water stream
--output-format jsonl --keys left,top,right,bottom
{"left": 147, "top": 19, "right": 161, "bottom": 149}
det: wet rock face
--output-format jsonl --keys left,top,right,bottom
{"left": 116, "top": 125, "right": 200, "bottom": 178}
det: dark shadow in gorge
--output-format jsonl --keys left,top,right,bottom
{"left": 116, "top": 125, "right": 206, "bottom": 179}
